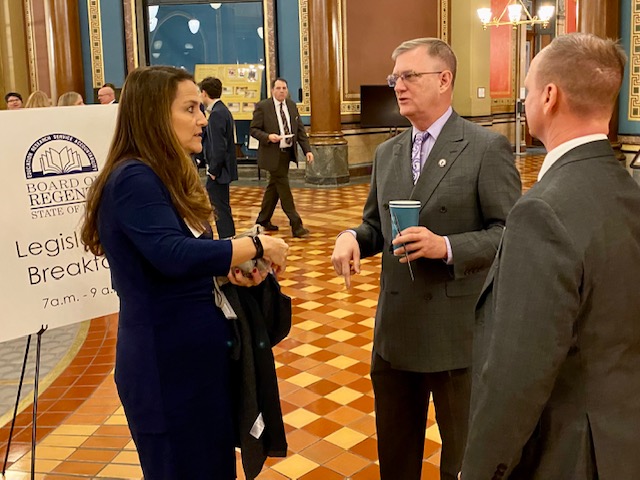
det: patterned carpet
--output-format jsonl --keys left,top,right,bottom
{"left": 0, "top": 154, "right": 543, "bottom": 479}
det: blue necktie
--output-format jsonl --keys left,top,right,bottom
{"left": 411, "top": 131, "right": 427, "bottom": 184}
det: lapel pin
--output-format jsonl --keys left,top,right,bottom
{"left": 438, "top": 159, "right": 447, "bottom": 168}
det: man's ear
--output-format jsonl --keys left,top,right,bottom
{"left": 542, "top": 83, "right": 558, "bottom": 114}
{"left": 440, "top": 70, "right": 454, "bottom": 92}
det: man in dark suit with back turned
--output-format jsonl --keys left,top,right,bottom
{"left": 331, "top": 38, "right": 521, "bottom": 480}
{"left": 251, "top": 77, "right": 314, "bottom": 238}
{"left": 200, "top": 76, "right": 238, "bottom": 239}
{"left": 461, "top": 33, "right": 640, "bottom": 480}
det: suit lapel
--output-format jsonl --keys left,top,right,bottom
{"left": 286, "top": 99, "right": 296, "bottom": 132}
{"left": 268, "top": 99, "right": 280, "bottom": 132}
{"left": 391, "top": 130, "right": 416, "bottom": 200}
{"left": 410, "top": 113, "right": 468, "bottom": 208}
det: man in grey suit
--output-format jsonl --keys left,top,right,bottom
{"left": 251, "top": 77, "right": 314, "bottom": 238}
{"left": 331, "top": 38, "right": 521, "bottom": 480}
{"left": 461, "top": 33, "right": 640, "bottom": 480}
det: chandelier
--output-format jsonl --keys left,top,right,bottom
{"left": 477, "top": 0, "right": 554, "bottom": 29}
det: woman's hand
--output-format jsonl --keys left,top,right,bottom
{"left": 227, "top": 265, "right": 269, "bottom": 287}
{"left": 258, "top": 235, "right": 289, "bottom": 274}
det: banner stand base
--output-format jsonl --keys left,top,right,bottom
{"left": 2, "top": 325, "right": 48, "bottom": 480}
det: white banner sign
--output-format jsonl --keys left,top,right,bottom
{"left": 0, "top": 105, "right": 119, "bottom": 342}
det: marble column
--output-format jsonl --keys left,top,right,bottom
{"left": 579, "top": 0, "right": 623, "bottom": 159}
{"left": 307, "top": 0, "right": 349, "bottom": 185}
{"left": 46, "top": 0, "right": 84, "bottom": 97}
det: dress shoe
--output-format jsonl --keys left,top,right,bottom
{"left": 258, "top": 221, "right": 279, "bottom": 231}
{"left": 292, "top": 226, "right": 310, "bottom": 238}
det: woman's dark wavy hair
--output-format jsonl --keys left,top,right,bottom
{"left": 81, "top": 66, "right": 212, "bottom": 256}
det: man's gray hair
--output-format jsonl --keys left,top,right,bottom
{"left": 392, "top": 38, "right": 457, "bottom": 85}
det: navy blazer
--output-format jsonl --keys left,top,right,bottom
{"left": 203, "top": 100, "right": 238, "bottom": 184}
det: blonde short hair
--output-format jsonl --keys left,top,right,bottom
{"left": 535, "top": 33, "right": 626, "bottom": 116}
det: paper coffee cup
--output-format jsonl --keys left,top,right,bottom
{"left": 389, "top": 200, "right": 421, "bottom": 248}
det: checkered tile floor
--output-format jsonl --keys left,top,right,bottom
{"left": 0, "top": 155, "right": 543, "bottom": 479}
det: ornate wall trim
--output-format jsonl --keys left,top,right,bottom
{"left": 88, "top": 0, "right": 105, "bottom": 88}
{"left": 24, "top": 0, "right": 38, "bottom": 91}
{"left": 264, "top": 0, "right": 277, "bottom": 96}
{"left": 630, "top": 0, "right": 640, "bottom": 120}
{"left": 298, "top": 0, "right": 310, "bottom": 115}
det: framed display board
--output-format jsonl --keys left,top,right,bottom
{"left": 195, "top": 64, "right": 263, "bottom": 120}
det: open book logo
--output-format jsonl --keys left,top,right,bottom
{"left": 24, "top": 133, "right": 98, "bottom": 179}
{"left": 39, "top": 146, "right": 83, "bottom": 175}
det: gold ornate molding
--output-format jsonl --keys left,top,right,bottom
{"left": 24, "top": 0, "right": 38, "bottom": 91}
{"left": 264, "top": 0, "right": 277, "bottom": 95}
{"left": 629, "top": 0, "right": 640, "bottom": 121}
{"left": 298, "top": 0, "right": 310, "bottom": 115}
{"left": 88, "top": 0, "right": 105, "bottom": 88}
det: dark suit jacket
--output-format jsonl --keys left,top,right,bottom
{"left": 354, "top": 111, "right": 521, "bottom": 373}
{"left": 249, "top": 97, "right": 311, "bottom": 172}
{"left": 222, "top": 274, "right": 290, "bottom": 480}
{"left": 462, "top": 140, "right": 640, "bottom": 479}
{"left": 203, "top": 100, "right": 238, "bottom": 184}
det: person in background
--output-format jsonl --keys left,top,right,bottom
{"left": 24, "top": 90, "right": 51, "bottom": 108}
{"left": 4, "top": 92, "right": 23, "bottom": 110}
{"left": 81, "top": 65, "right": 288, "bottom": 479}
{"left": 58, "top": 91, "right": 84, "bottom": 106}
{"left": 251, "top": 77, "right": 314, "bottom": 238}
{"left": 461, "top": 32, "right": 640, "bottom": 480}
{"left": 331, "top": 37, "right": 521, "bottom": 480}
{"left": 199, "top": 76, "right": 238, "bottom": 239}
{"left": 98, "top": 83, "right": 117, "bottom": 104}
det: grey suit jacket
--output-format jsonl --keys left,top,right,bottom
{"left": 462, "top": 140, "right": 640, "bottom": 479}
{"left": 249, "top": 97, "right": 311, "bottom": 172}
{"left": 354, "top": 111, "right": 521, "bottom": 372}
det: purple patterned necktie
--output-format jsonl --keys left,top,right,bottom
{"left": 411, "top": 131, "right": 427, "bottom": 184}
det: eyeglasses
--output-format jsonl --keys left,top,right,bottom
{"left": 386, "top": 71, "right": 443, "bottom": 88}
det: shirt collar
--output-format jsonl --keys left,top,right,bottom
{"left": 537, "top": 134, "right": 608, "bottom": 181}
{"left": 206, "top": 99, "right": 220, "bottom": 112}
{"left": 412, "top": 106, "right": 453, "bottom": 141}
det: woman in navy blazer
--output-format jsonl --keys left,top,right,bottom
{"left": 81, "top": 66, "right": 288, "bottom": 479}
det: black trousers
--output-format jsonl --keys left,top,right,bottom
{"left": 206, "top": 177, "right": 235, "bottom": 239}
{"left": 256, "top": 150, "right": 302, "bottom": 230}
{"left": 371, "top": 352, "right": 471, "bottom": 480}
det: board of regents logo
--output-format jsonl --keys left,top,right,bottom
{"left": 23, "top": 133, "right": 99, "bottom": 219}
{"left": 25, "top": 133, "right": 98, "bottom": 179}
